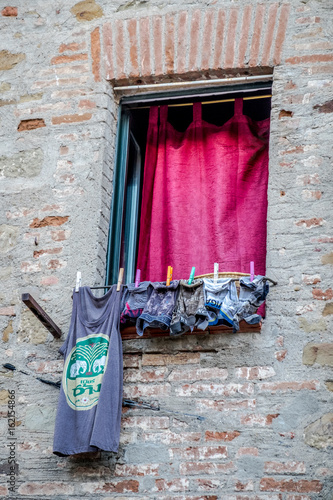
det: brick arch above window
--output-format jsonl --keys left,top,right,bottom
{"left": 102, "top": 3, "right": 290, "bottom": 84}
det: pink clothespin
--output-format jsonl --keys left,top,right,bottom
{"left": 135, "top": 269, "right": 141, "bottom": 288}
{"left": 250, "top": 261, "right": 254, "bottom": 282}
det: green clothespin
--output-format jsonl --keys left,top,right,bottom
{"left": 188, "top": 267, "right": 195, "bottom": 284}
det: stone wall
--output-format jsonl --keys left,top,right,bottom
{"left": 0, "top": 0, "right": 332, "bottom": 499}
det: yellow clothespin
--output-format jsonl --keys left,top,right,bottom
{"left": 117, "top": 268, "right": 124, "bottom": 291}
{"left": 166, "top": 266, "right": 172, "bottom": 286}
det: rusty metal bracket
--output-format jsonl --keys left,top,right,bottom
{"left": 21, "top": 293, "right": 62, "bottom": 339}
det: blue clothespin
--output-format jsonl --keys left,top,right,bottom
{"left": 188, "top": 267, "right": 195, "bottom": 285}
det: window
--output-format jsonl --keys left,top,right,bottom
{"left": 106, "top": 81, "right": 272, "bottom": 287}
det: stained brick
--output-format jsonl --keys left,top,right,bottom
{"left": 237, "top": 4, "right": 252, "bottom": 67}
{"left": 236, "top": 447, "right": 259, "bottom": 457}
{"left": 273, "top": 4, "right": 291, "bottom": 65}
{"left": 312, "top": 288, "right": 333, "bottom": 301}
{"left": 179, "top": 461, "right": 235, "bottom": 476}
{"left": 205, "top": 431, "right": 240, "bottom": 442}
{"left": 286, "top": 54, "right": 333, "bottom": 65}
{"left": 115, "top": 20, "right": 126, "bottom": 80}
{"left": 114, "top": 464, "right": 159, "bottom": 477}
{"left": 177, "top": 11, "right": 188, "bottom": 74}
{"left": 30, "top": 216, "right": 69, "bottom": 228}
{"left": 51, "top": 113, "right": 92, "bottom": 125}
{"left": 165, "top": 13, "right": 175, "bottom": 74}
{"left": 1, "top": 6, "right": 17, "bottom": 16}
{"left": 262, "top": 3, "right": 278, "bottom": 66}
{"left": 139, "top": 17, "right": 151, "bottom": 77}
{"left": 123, "top": 383, "right": 171, "bottom": 398}
{"left": 0, "top": 306, "right": 15, "bottom": 316}
{"left": 153, "top": 478, "right": 189, "bottom": 492}
{"left": 295, "top": 218, "right": 323, "bottom": 229}
{"left": 51, "top": 53, "right": 88, "bottom": 65}
{"left": 264, "top": 462, "right": 306, "bottom": 474}
{"left": 153, "top": 16, "right": 163, "bottom": 75}
{"left": 143, "top": 430, "right": 201, "bottom": 445}
{"left": 122, "top": 416, "right": 169, "bottom": 430}
{"left": 213, "top": 9, "right": 226, "bottom": 68}
{"left": 235, "top": 366, "right": 275, "bottom": 380}
{"left": 176, "top": 382, "right": 254, "bottom": 397}
{"left": 103, "top": 22, "right": 113, "bottom": 80}
{"left": 201, "top": 9, "right": 214, "bottom": 70}
{"left": 224, "top": 7, "right": 238, "bottom": 68}
{"left": 169, "top": 445, "right": 228, "bottom": 460}
{"left": 124, "top": 367, "right": 166, "bottom": 383}
{"left": 168, "top": 367, "right": 227, "bottom": 382}
{"left": 188, "top": 9, "right": 201, "bottom": 71}
{"left": 59, "top": 42, "right": 86, "bottom": 53}
{"left": 18, "top": 119, "right": 46, "bottom": 131}
{"left": 197, "top": 399, "right": 256, "bottom": 412}
{"left": 127, "top": 19, "right": 138, "bottom": 77}
{"left": 258, "top": 381, "right": 319, "bottom": 393}
{"left": 249, "top": 3, "right": 265, "bottom": 67}
{"left": 240, "top": 414, "right": 279, "bottom": 426}
{"left": 260, "top": 478, "right": 322, "bottom": 493}
{"left": 142, "top": 353, "right": 200, "bottom": 366}
{"left": 91, "top": 27, "right": 101, "bottom": 82}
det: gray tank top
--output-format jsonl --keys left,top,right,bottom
{"left": 53, "top": 285, "right": 123, "bottom": 456}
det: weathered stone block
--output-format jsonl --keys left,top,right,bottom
{"left": 322, "top": 302, "right": 333, "bottom": 316}
{"left": 0, "top": 148, "right": 43, "bottom": 178}
{"left": 304, "top": 414, "right": 333, "bottom": 450}
{"left": 298, "top": 317, "right": 326, "bottom": 333}
{"left": 70, "top": 0, "right": 103, "bottom": 22}
{"left": 0, "top": 225, "right": 19, "bottom": 253}
{"left": 18, "top": 309, "right": 48, "bottom": 345}
{"left": 303, "top": 343, "right": 333, "bottom": 366}
{"left": 0, "top": 50, "right": 25, "bottom": 70}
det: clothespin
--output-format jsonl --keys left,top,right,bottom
{"left": 117, "top": 268, "right": 124, "bottom": 291}
{"left": 214, "top": 263, "right": 219, "bottom": 284}
{"left": 188, "top": 267, "right": 195, "bottom": 285}
{"left": 250, "top": 261, "right": 254, "bottom": 282}
{"left": 166, "top": 266, "right": 172, "bottom": 286}
{"left": 135, "top": 269, "right": 141, "bottom": 288}
{"left": 75, "top": 271, "right": 81, "bottom": 292}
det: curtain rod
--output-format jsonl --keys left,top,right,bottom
{"left": 114, "top": 74, "right": 273, "bottom": 92}
{"left": 129, "top": 94, "right": 271, "bottom": 110}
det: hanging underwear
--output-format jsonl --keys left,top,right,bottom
{"left": 232, "top": 276, "right": 269, "bottom": 332}
{"left": 170, "top": 279, "right": 209, "bottom": 336}
{"left": 137, "top": 281, "right": 180, "bottom": 336}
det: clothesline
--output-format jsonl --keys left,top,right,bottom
{"left": 131, "top": 94, "right": 271, "bottom": 110}
{"left": 89, "top": 275, "right": 277, "bottom": 290}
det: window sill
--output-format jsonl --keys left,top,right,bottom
{"left": 120, "top": 320, "right": 261, "bottom": 340}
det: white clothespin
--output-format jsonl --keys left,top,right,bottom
{"left": 214, "top": 263, "right": 219, "bottom": 284}
{"left": 75, "top": 271, "right": 81, "bottom": 292}
{"left": 117, "top": 268, "right": 124, "bottom": 292}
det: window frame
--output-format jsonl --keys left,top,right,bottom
{"left": 106, "top": 80, "right": 272, "bottom": 286}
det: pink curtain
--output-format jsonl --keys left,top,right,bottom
{"left": 136, "top": 98, "right": 270, "bottom": 282}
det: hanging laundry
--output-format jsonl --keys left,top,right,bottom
{"left": 232, "top": 276, "right": 269, "bottom": 333}
{"left": 170, "top": 279, "right": 209, "bottom": 336}
{"left": 203, "top": 278, "right": 238, "bottom": 327}
{"left": 137, "top": 281, "right": 179, "bottom": 336}
{"left": 53, "top": 285, "right": 123, "bottom": 456}
{"left": 120, "top": 281, "right": 152, "bottom": 327}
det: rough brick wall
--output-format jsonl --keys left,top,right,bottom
{"left": 0, "top": 0, "right": 332, "bottom": 499}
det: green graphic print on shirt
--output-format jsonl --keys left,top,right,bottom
{"left": 62, "top": 333, "right": 109, "bottom": 411}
